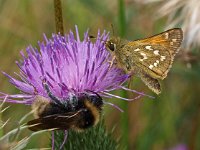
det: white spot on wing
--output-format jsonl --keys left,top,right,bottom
{"left": 139, "top": 52, "right": 148, "bottom": 61}
{"left": 153, "top": 50, "right": 159, "bottom": 55}
{"left": 154, "top": 62, "right": 158, "bottom": 67}
{"left": 134, "top": 48, "right": 140, "bottom": 52}
{"left": 145, "top": 45, "right": 153, "bottom": 50}
{"left": 160, "top": 56, "right": 166, "bottom": 61}
{"left": 149, "top": 64, "right": 154, "bottom": 69}
{"left": 172, "top": 39, "right": 177, "bottom": 42}
{"left": 156, "top": 60, "right": 159, "bottom": 64}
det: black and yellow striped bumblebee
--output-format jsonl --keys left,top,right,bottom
{"left": 27, "top": 81, "right": 103, "bottom": 132}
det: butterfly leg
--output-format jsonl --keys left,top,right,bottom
{"left": 108, "top": 56, "right": 116, "bottom": 69}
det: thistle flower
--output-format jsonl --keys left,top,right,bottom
{"left": 136, "top": 0, "right": 200, "bottom": 50}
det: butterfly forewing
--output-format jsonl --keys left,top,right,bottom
{"left": 126, "top": 28, "right": 183, "bottom": 79}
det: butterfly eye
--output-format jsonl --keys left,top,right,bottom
{"left": 108, "top": 42, "right": 116, "bottom": 51}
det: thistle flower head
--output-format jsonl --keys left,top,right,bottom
{"left": 0, "top": 26, "right": 146, "bottom": 106}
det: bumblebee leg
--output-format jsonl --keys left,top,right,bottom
{"left": 42, "top": 80, "right": 63, "bottom": 105}
{"left": 85, "top": 90, "right": 101, "bottom": 98}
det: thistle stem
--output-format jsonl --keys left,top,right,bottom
{"left": 54, "top": 0, "right": 64, "bottom": 35}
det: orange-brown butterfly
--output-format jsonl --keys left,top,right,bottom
{"left": 105, "top": 28, "right": 183, "bottom": 94}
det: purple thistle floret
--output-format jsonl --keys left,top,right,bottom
{"left": 0, "top": 26, "right": 150, "bottom": 108}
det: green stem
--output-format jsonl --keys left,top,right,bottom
{"left": 54, "top": 0, "right": 64, "bottom": 35}
{"left": 120, "top": 91, "right": 129, "bottom": 150}
{"left": 118, "top": 0, "right": 129, "bottom": 149}
{"left": 118, "top": 0, "right": 126, "bottom": 38}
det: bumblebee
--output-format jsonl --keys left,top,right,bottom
{"left": 27, "top": 82, "right": 103, "bottom": 132}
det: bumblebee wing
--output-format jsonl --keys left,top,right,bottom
{"left": 27, "top": 110, "right": 83, "bottom": 131}
{"left": 126, "top": 28, "right": 183, "bottom": 79}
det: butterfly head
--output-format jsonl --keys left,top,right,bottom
{"left": 105, "top": 37, "right": 121, "bottom": 52}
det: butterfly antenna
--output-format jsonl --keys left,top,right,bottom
{"left": 111, "top": 24, "right": 115, "bottom": 36}
{"left": 89, "top": 35, "right": 107, "bottom": 44}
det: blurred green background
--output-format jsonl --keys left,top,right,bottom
{"left": 0, "top": 0, "right": 199, "bottom": 149}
